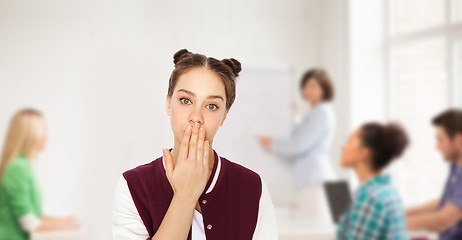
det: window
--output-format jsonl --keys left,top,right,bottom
{"left": 388, "top": 0, "right": 462, "bottom": 206}
{"left": 392, "top": 0, "right": 446, "bottom": 34}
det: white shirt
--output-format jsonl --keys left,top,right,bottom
{"left": 112, "top": 155, "right": 278, "bottom": 240}
{"left": 271, "top": 101, "right": 336, "bottom": 187}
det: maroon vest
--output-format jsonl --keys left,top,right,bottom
{"left": 123, "top": 151, "right": 262, "bottom": 240}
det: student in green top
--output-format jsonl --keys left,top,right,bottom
{"left": 0, "top": 109, "right": 78, "bottom": 240}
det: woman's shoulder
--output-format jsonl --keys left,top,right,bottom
{"left": 373, "top": 184, "right": 402, "bottom": 205}
{"left": 315, "top": 102, "right": 334, "bottom": 115}
{"left": 1, "top": 156, "right": 32, "bottom": 187}
{"left": 359, "top": 184, "right": 402, "bottom": 210}
{"left": 122, "top": 156, "right": 164, "bottom": 180}
{"left": 220, "top": 157, "right": 262, "bottom": 185}
{"left": 302, "top": 102, "right": 334, "bottom": 125}
{"left": 4, "top": 155, "right": 29, "bottom": 174}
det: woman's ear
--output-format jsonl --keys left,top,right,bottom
{"left": 220, "top": 109, "right": 229, "bottom": 126}
{"left": 358, "top": 146, "right": 371, "bottom": 164}
{"left": 166, "top": 95, "right": 171, "bottom": 116}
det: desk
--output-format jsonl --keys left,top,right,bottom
{"left": 278, "top": 219, "right": 335, "bottom": 240}
{"left": 31, "top": 228, "right": 86, "bottom": 240}
{"left": 409, "top": 231, "right": 438, "bottom": 240}
{"left": 276, "top": 207, "right": 335, "bottom": 240}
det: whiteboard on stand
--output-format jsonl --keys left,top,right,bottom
{"left": 214, "top": 63, "right": 294, "bottom": 206}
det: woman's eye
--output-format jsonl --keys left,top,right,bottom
{"left": 207, "top": 104, "right": 218, "bottom": 110}
{"left": 180, "top": 98, "right": 191, "bottom": 104}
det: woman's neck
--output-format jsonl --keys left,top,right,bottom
{"left": 310, "top": 100, "right": 322, "bottom": 108}
{"left": 26, "top": 151, "right": 37, "bottom": 161}
{"left": 354, "top": 162, "right": 379, "bottom": 184}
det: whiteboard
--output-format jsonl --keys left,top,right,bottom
{"left": 214, "top": 63, "right": 294, "bottom": 206}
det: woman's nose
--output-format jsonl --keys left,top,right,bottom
{"left": 188, "top": 109, "right": 204, "bottom": 125}
{"left": 189, "top": 120, "right": 203, "bottom": 126}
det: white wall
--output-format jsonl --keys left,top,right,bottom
{"left": 318, "top": 0, "right": 351, "bottom": 180}
{"left": 347, "top": 0, "right": 388, "bottom": 188}
{"left": 349, "top": 0, "right": 387, "bottom": 127}
{"left": 0, "top": 0, "right": 354, "bottom": 239}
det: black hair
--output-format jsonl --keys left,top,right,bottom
{"left": 360, "top": 122, "right": 409, "bottom": 171}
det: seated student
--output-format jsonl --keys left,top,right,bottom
{"left": 0, "top": 109, "right": 79, "bottom": 240}
{"left": 406, "top": 109, "right": 462, "bottom": 239}
{"left": 336, "top": 122, "right": 409, "bottom": 240}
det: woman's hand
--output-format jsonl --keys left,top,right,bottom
{"left": 163, "top": 123, "right": 210, "bottom": 203}
{"left": 36, "top": 215, "right": 80, "bottom": 231}
{"left": 152, "top": 123, "right": 210, "bottom": 240}
{"left": 258, "top": 136, "right": 273, "bottom": 148}
{"left": 63, "top": 216, "right": 79, "bottom": 229}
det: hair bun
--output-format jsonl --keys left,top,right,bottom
{"left": 382, "top": 123, "right": 409, "bottom": 160}
{"left": 221, "top": 58, "right": 242, "bottom": 77}
{"left": 173, "top": 49, "right": 191, "bottom": 65}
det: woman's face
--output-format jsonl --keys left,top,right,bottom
{"left": 340, "top": 129, "right": 369, "bottom": 168}
{"left": 166, "top": 67, "right": 228, "bottom": 146}
{"left": 302, "top": 78, "right": 324, "bottom": 104}
{"left": 37, "top": 121, "right": 48, "bottom": 152}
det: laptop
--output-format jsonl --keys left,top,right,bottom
{"left": 323, "top": 180, "right": 352, "bottom": 223}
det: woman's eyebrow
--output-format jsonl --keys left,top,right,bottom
{"left": 207, "top": 95, "right": 224, "bottom": 101}
{"left": 177, "top": 89, "right": 195, "bottom": 96}
{"left": 177, "top": 89, "right": 224, "bottom": 101}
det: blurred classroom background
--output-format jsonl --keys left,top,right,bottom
{"left": 0, "top": 0, "right": 461, "bottom": 239}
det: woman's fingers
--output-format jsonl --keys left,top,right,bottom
{"left": 163, "top": 148, "right": 174, "bottom": 180}
{"left": 178, "top": 125, "right": 192, "bottom": 160}
{"left": 188, "top": 123, "right": 199, "bottom": 161}
{"left": 196, "top": 127, "right": 205, "bottom": 164}
{"left": 166, "top": 124, "right": 211, "bottom": 201}
{"left": 203, "top": 141, "right": 210, "bottom": 168}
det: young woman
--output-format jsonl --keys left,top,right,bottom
{"left": 258, "top": 68, "right": 336, "bottom": 220}
{"left": 337, "top": 122, "right": 409, "bottom": 240}
{"left": 0, "top": 109, "right": 79, "bottom": 240}
{"left": 112, "top": 49, "right": 278, "bottom": 240}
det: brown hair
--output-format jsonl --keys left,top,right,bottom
{"left": 167, "top": 49, "right": 242, "bottom": 109}
{"left": 360, "top": 122, "right": 409, "bottom": 171}
{"left": 300, "top": 68, "right": 335, "bottom": 101}
{"left": 432, "top": 109, "right": 462, "bottom": 139}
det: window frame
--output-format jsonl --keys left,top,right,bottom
{"left": 386, "top": 0, "right": 462, "bottom": 204}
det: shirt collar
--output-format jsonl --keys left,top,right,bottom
{"left": 450, "top": 162, "right": 462, "bottom": 176}
{"left": 17, "top": 154, "right": 28, "bottom": 162}
{"left": 358, "top": 174, "right": 391, "bottom": 193}
{"left": 315, "top": 101, "right": 329, "bottom": 108}
{"left": 205, "top": 151, "right": 221, "bottom": 194}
